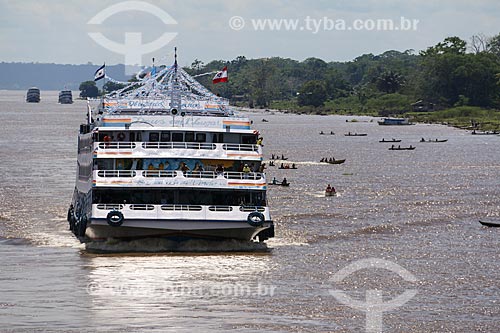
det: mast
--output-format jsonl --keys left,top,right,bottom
{"left": 170, "top": 47, "right": 182, "bottom": 114}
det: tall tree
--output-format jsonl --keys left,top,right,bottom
{"left": 297, "top": 80, "right": 327, "bottom": 107}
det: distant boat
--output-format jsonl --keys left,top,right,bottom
{"left": 379, "top": 138, "right": 402, "bottom": 143}
{"left": 26, "top": 87, "right": 40, "bottom": 103}
{"left": 345, "top": 133, "right": 367, "bottom": 136}
{"left": 419, "top": 138, "right": 448, "bottom": 143}
{"left": 58, "top": 90, "right": 73, "bottom": 104}
{"left": 378, "top": 118, "right": 413, "bottom": 126}
{"left": 479, "top": 220, "right": 500, "bottom": 227}
{"left": 268, "top": 181, "right": 290, "bottom": 187}
{"left": 278, "top": 165, "right": 297, "bottom": 169}
{"left": 324, "top": 159, "right": 346, "bottom": 164}
{"left": 471, "top": 130, "right": 499, "bottom": 135}
{"left": 325, "top": 189, "right": 337, "bottom": 197}
{"left": 389, "top": 146, "right": 415, "bottom": 150}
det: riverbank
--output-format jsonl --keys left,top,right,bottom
{"left": 259, "top": 101, "right": 500, "bottom": 131}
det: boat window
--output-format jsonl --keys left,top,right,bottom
{"left": 241, "top": 135, "right": 256, "bottom": 144}
{"left": 136, "top": 132, "right": 142, "bottom": 141}
{"left": 172, "top": 132, "right": 183, "bottom": 142}
{"left": 149, "top": 132, "right": 159, "bottom": 142}
{"left": 196, "top": 133, "right": 206, "bottom": 142}
{"left": 129, "top": 132, "right": 135, "bottom": 142}
{"left": 161, "top": 132, "right": 170, "bottom": 142}
{"left": 185, "top": 132, "right": 195, "bottom": 142}
{"left": 92, "top": 189, "right": 267, "bottom": 206}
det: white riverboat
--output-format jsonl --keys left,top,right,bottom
{"left": 67, "top": 52, "right": 274, "bottom": 243}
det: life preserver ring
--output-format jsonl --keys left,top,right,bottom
{"left": 107, "top": 210, "right": 124, "bottom": 227}
{"left": 247, "top": 212, "right": 265, "bottom": 227}
{"left": 117, "top": 132, "right": 126, "bottom": 141}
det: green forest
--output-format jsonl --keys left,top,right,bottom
{"left": 188, "top": 34, "right": 500, "bottom": 129}
{"left": 82, "top": 34, "right": 500, "bottom": 130}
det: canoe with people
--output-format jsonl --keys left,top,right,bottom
{"left": 279, "top": 163, "right": 297, "bottom": 169}
{"left": 325, "top": 184, "right": 337, "bottom": 197}
{"left": 320, "top": 157, "right": 346, "bottom": 164}
{"left": 379, "top": 138, "right": 402, "bottom": 143}
{"left": 345, "top": 132, "right": 367, "bottom": 136}
{"left": 269, "top": 177, "right": 290, "bottom": 187}
{"left": 389, "top": 145, "right": 416, "bottom": 150}
{"left": 420, "top": 138, "right": 448, "bottom": 143}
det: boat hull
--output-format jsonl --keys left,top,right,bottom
{"left": 479, "top": 220, "right": 500, "bottom": 227}
{"left": 84, "top": 219, "right": 274, "bottom": 242}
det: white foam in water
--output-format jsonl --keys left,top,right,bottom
{"left": 85, "top": 237, "right": 270, "bottom": 253}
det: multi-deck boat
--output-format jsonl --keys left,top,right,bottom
{"left": 378, "top": 117, "right": 413, "bottom": 125}
{"left": 67, "top": 53, "right": 274, "bottom": 243}
{"left": 59, "top": 90, "right": 73, "bottom": 104}
{"left": 26, "top": 87, "right": 40, "bottom": 103}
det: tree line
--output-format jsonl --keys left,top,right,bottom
{"left": 81, "top": 33, "right": 500, "bottom": 115}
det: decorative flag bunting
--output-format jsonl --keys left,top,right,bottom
{"left": 94, "top": 64, "right": 105, "bottom": 81}
{"left": 212, "top": 66, "right": 228, "bottom": 84}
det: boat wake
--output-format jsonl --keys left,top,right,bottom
{"left": 84, "top": 237, "right": 270, "bottom": 254}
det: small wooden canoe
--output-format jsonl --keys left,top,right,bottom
{"left": 380, "top": 139, "right": 402, "bottom": 143}
{"left": 479, "top": 220, "right": 500, "bottom": 227}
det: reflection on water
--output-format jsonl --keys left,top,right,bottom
{"left": 1, "top": 91, "right": 500, "bottom": 331}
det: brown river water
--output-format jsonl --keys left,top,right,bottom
{"left": 0, "top": 90, "right": 499, "bottom": 332}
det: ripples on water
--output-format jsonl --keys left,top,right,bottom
{"left": 0, "top": 91, "right": 499, "bottom": 332}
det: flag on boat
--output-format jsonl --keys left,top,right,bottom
{"left": 212, "top": 66, "right": 228, "bottom": 84}
{"left": 94, "top": 64, "right": 105, "bottom": 81}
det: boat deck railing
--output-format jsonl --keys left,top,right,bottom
{"left": 94, "top": 141, "right": 262, "bottom": 160}
{"left": 93, "top": 170, "right": 266, "bottom": 188}
{"left": 91, "top": 204, "right": 270, "bottom": 221}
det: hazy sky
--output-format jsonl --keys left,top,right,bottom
{"left": 1, "top": 0, "right": 499, "bottom": 67}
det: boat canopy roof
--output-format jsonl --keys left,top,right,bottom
{"left": 101, "top": 58, "right": 231, "bottom": 117}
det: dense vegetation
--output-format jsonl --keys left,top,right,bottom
{"left": 78, "top": 34, "right": 500, "bottom": 129}
{"left": 183, "top": 34, "right": 500, "bottom": 128}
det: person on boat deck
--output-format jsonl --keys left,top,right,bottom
{"left": 326, "top": 184, "right": 333, "bottom": 192}
{"left": 320, "top": 131, "right": 324, "bottom": 135}
{"left": 256, "top": 137, "right": 263, "bottom": 146}
{"left": 421, "top": 137, "right": 425, "bottom": 142}
{"left": 291, "top": 163, "right": 296, "bottom": 169}
{"left": 280, "top": 163, "right": 284, "bottom": 168}
{"left": 281, "top": 154, "right": 285, "bottom": 159}
{"left": 193, "top": 162, "right": 204, "bottom": 172}
{"left": 242, "top": 163, "right": 251, "bottom": 174}
{"left": 271, "top": 154, "right": 275, "bottom": 159}
{"left": 329, "top": 158, "right": 333, "bottom": 163}
{"left": 259, "top": 163, "right": 266, "bottom": 172}
{"left": 391, "top": 145, "right": 395, "bottom": 149}
{"left": 272, "top": 177, "right": 277, "bottom": 185}
{"left": 282, "top": 177, "right": 288, "bottom": 185}
{"left": 215, "top": 164, "right": 224, "bottom": 174}
{"left": 320, "top": 158, "right": 324, "bottom": 162}
{"left": 178, "top": 162, "right": 190, "bottom": 174}
{"left": 148, "top": 163, "right": 155, "bottom": 170}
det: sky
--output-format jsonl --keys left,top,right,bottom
{"left": 1, "top": 0, "right": 500, "bottom": 67}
